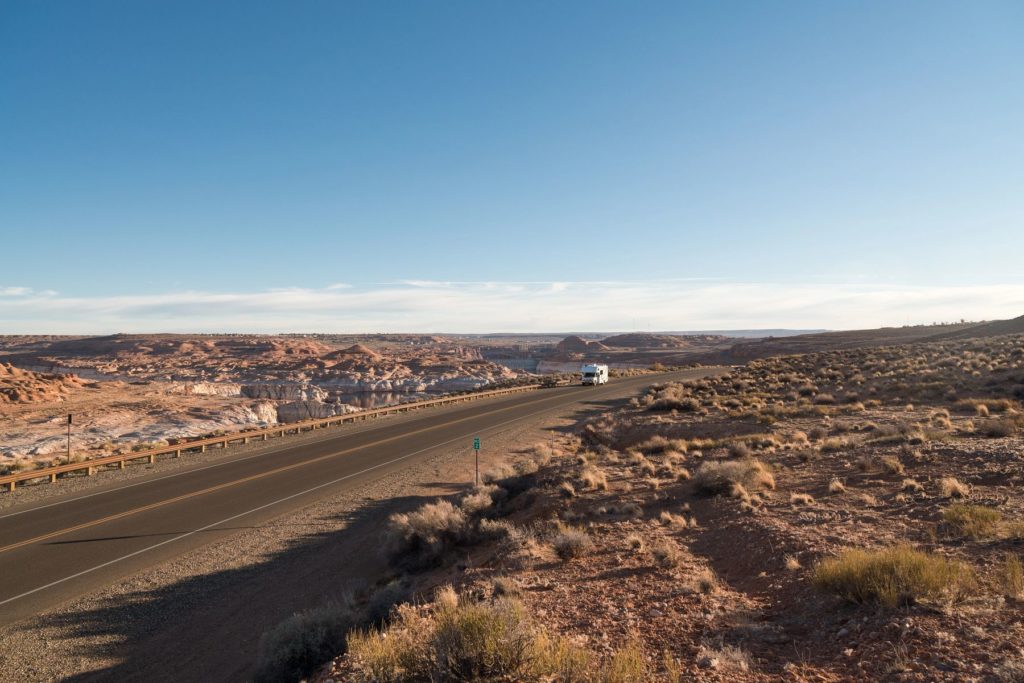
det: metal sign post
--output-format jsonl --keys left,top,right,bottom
{"left": 473, "top": 437, "right": 480, "bottom": 486}
{"left": 67, "top": 414, "right": 72, "bottom": 465}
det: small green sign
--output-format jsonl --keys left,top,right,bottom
{"left": 473, "top": 437, "right": 480, "bottom": 450}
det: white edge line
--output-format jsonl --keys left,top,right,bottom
{"left": 0, "top": 400, "right": 573, "bottom": 609}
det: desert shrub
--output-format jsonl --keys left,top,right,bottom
{"left": 790, "top": 492, "right": 814, "bottom": 506}
{"left": 979, "top": 418, "right": 1019, "bottom": 438}
{"left": 695, "top": 568, "right": 718, "bottom": 594}
{"left": 385, "top": 500, "right": 471, "bottom": 569}
{"left": 579, "top": 466, "right": 608, "bottom": 491}
{"left": 812, "top": 545, "right": 975, "bottom": 607}
{"left": 880, "top": 455, "right": 905, "bottom": 475}
{"left": 728, "top": 442, "right": 752, "bottom": 458}
{"left": 1003, "top": 553, "right": 1024, "bottom": 598}
{"left": 551, "top": 525, "right": 593, "bottom": 560}
{"left": 619, "top": 502, "right": 643, "bottom": 517}
{"left": 693, "top": 460, "right": 775, "bottom": 495}
{"left": 254, "top": 602, "right": 354, "bottom": 683}
{"left": 939, "top": 477, "right": 970, "bottom": 499}
{"left": 659, "top": 511, "right": 688, "bottom": 528}
{"left": 819, "top": 437, "right": 846, "bottom": 453}
{"left": 650, "top": 539, "right": 683, "bottom": 568}
{"left": 901, "top": 478, "right": 924, "bottom": 493}
{"left": 696, "top": 641, "right": 750, "bottom": 672}
{"left": 828, "top": 478, "right": 846, "bottom": 494}
{"left": 348, "top": 589, "right": 597, "bottom": 682}
{"left": 603, "top": 640, "right": 648, "bottom": 683}
{"left": 941, "top": 504, "right": 1002, "bottom": 539}
{"left": 636, "top": 435, "right": 687, "bottom": 454}
{"left": 459, "top": 485, "right": 500, "bottom": 515}
{"left": 488, "top": 576, "right": 521, "bottom": 600}
{"left": 531, "top": 632, "right": 594, "bottom": 682}
{"left": 432, "top": 594, "right": 534, "bottom": 680}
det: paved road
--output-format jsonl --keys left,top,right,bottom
{"left": 0, "top": 368, "right": 720, "bottom": 676}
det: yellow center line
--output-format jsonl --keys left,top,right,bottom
{"left": 0, "top": 389, "right": 572, "bottom": 555}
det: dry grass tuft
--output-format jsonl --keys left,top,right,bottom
{"left": 812, "top": 545, "right": 975, "bottom": 607}
{"left": 579, "top": 466, "right": 609, "bottom": 491}
{"left": 659, "top": 511, "right": 688, "bottom": 528}
{"left": 696, "top": 641, "right": 750, "bottom": 672}
{"left": 828, "top": 478, "right": 846, "bottom": 494}
{"left": 603, "top": 639, "right": 648, "bottom": 683}
{"left": 941, "top": 504, "right": 1002, "bottom": 539}
{"left": 790, "top": 492, "right": 815, "bottom": 506}
{"left": 551, "top": 525, "right": 594, "bottom": 561}
{"left": 693, "top": 459, "right": 775, "bottom": 496}
{"left": 938, "top": 477, "right": 970, "bottom": 499}
{"left": 650, "top": 539, "right": 683, "bottom": 568}
{"left": 880, "top": 455, "right": 905, "bottom": 475}
{"left": 1002, "top": 553, "right": 1023, "bottom": 599}
{"left": 901, "top": 478, "right": 924, "bottom": 493}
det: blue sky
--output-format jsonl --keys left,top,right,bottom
{"left": 2, "top": 1, "right": 1022, "bottom": 332}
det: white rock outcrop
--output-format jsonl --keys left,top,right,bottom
{"left": 241, "top": 384, "right": 328, "bottom": 401}
{"left": 275, "top": 400, "right": 360, "bottom": 424}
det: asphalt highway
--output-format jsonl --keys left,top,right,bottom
{"left": 0, "top": 369, "right": 720, "bottom": 628}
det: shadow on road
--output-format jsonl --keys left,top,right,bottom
{"left": 28, "top": 492, "right": 445, "bottom": 682}
{"left": 24, "top": 392, "right": 632, "bottom": 682}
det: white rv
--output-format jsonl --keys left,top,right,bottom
{"left": 580, "top": 363, "right": 609, "bottom": 386}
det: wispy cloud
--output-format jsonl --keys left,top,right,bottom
{"left": 0, "top": 281, "right": 1022, "bottom": 334}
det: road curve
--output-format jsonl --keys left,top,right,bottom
{"left": 0, "top": 369, "right": 721, "bottom": 663}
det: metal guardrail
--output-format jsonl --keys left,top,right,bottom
{"left": 0, "top": 384, "right": 541, "bottom": 492}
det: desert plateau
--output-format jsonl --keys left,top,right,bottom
{"left": 4, "top": 3, "right": 1022, "bottom": 681}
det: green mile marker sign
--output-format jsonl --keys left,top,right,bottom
{"left": 473, "top": 437, "right": 480, "bottom": 450}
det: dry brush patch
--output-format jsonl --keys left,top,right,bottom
{"left": 268, "top": 333, "right": 1024, "bottom": 682}
{"left": 812, "top": 545, "right": 976, "bottom": 608}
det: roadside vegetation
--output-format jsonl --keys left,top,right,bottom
{"left": 257, "top": 332, "right": 1024, "bottom": 681}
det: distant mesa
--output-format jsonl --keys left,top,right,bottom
{"left": 555, "top": 335, "right": 609, "bottom": 353}
{"left": 326, "top": 344, "right": 382, "bottom": 360}
{"left": 601, "top": 333, "right": 694, "bottom": 349}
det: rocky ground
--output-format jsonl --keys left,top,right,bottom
{"left": 305, "top": 333, "right": 1024, "bottom": 682}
